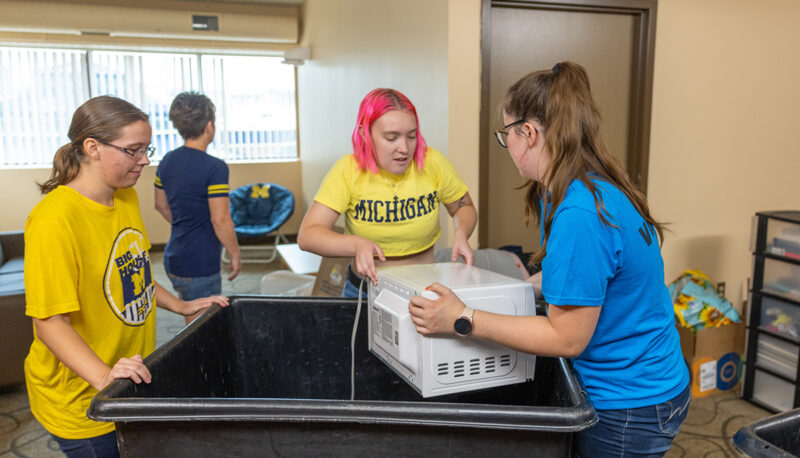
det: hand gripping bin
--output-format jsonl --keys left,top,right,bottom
{"left": 88, "top": 296, "right": 597, "bottom": 457}
{"left": 732, "top": 407, "right": 800, "bottom": 457}
{"left": 368, "top": 262, "right": 537, "bottom": 397}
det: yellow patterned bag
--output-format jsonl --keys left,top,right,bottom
{"left": 669, "top": 269, "right": 741, "bottom": 330}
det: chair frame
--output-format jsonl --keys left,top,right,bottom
{"left": 222, "top": 230, "right": 290, "bottom": 264}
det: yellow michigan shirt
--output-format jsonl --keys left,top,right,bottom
{"left": 314, "top": 148, "right": 468, "bottom": 256}
{"left": 24, "top": 186, "right": 157, "bottom": 439}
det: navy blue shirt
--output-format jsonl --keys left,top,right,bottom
{"left": 541, "top": 178, "right": 689, "bottom": 409}
{"left": 155, "top": 146, "right": 230, "bottom": 277}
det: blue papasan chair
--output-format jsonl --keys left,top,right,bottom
{"left": 223, "top": 183, "right": 295, "bottom": 264}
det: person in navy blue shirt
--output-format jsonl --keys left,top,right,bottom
{"left": 155, "top": 92, "right": 241, "bottom": 325}
{"left": 409, "top": 61, "right": 690, "bottom": 457}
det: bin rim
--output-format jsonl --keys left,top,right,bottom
{"left": 89, "top": 394, "right": 596, "bottom": 432}
{"left": 732, "top": 407, "right": 800, "bottom": 457}
{"left": 88, "top": 297, "right": 598, "bottom": 433}
{"left": 89, "top": 356, "right": 596, "bottom": 432}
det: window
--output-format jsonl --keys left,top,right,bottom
{"left": 0, "top": 46, "right": 297, "bottom": 168}
{"left": 0, "top": 47, "right": 90, "bottom": 167}
{"left": 202, "top": 55, "right": 297, "bottom": 162}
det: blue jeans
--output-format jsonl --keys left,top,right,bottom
{"left": 167, "top": 272, "right": 222, "bottom": 301}
{"left": 342, "top": 265, "right": 368, "bottom": 300}
{"left": 575, "top": 383, "right": 690, "bottom": 457}
{"left": 51, "top": 430, "right": 119, "bottom": 458}
{"left": 342, "top": 277, "right": 368, "bottom": 299}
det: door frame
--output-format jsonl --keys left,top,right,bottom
{"left": 478, "top": 0, "right": 658, "bottom": 247}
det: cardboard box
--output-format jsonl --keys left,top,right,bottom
{"left": 676, "top": 322, "right": 746, "bottom": 398}
{"left": 311, "top": 256, "right": 350, "bottom": 297}
{"left": 307, "top": 226, "right": 348, "bottom": 297}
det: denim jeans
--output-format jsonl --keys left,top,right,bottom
{"left": 342, "top": 276, "right": 368, "bottom": 299}
{"left": 51, "top": 430, "right": 119, "bottom": 458}
{"left": 575, "top": 383, "right": 691, "bottom": 457}
{"left": 167, "top": 272, "right": 222, "bottom": 301}
{"left": 342, "top": 265, "right": 368, "bottom": 300}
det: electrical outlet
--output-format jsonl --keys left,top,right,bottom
{"left": 717, "top": 281, "right": 726, "bottom": 298}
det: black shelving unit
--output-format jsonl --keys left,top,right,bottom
{"left": 743, "top": 211, "right": 800, "bottom": 412}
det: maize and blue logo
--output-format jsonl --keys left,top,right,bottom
{"left": 103, "top": 228, "right": 155, "bottom": 326}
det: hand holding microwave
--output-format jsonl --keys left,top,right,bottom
{"left": 409, "top": 283, "right": 476, "bottom": 337}
{"left": 368, "top": 262, "right": 536, "bottom": 397}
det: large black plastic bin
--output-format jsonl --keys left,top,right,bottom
{"left": 733, "top": 407, "right": 800, "bottom": 457}
{"left": 88, "top": 296, "right": 596, "bottom": 457}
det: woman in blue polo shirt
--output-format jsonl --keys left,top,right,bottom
{"left": 409, "top": 61, "right": 690, "bottom": 457}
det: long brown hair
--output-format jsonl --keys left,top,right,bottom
{"left": 38, "top": 96, "right": 149, "bottom": 194}
{"left": 503, "top": 61, "right": 664, "bottom": 264}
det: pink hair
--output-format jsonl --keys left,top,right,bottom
{"left": 351, "top": 88, "right": 428, "bottom": 173}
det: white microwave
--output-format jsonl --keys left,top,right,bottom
{"left": 368, "top": 262, "right": 537, "bottom": 398}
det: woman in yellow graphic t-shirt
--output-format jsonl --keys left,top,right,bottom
{"left": 297, "top": 88, "right": 477, "bottom": 297}
{"left": 24, "top": 96, "right": 229, "bottom": 458}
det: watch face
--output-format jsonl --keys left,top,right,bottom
{"left": 454, "top": 317, "right": 472, "bottom": 336}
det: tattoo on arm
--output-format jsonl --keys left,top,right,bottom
{"left": 446, "top": 193, "right": 474, "bottom": 216}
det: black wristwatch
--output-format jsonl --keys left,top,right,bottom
{"left": 454, "top": 306, "right": 474, "bottom": 336}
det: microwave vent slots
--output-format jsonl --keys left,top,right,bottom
{"left": 436, "top": 354, "right": 513, "bottom": 379}
{"left": 453, "top": 360, "right": 465, "bottom": 377}
{"left": 469, "top": 358, "right": 481, "bottom": 375}
{"left": 485, "top": 356, "right": 496, "bottom": 373}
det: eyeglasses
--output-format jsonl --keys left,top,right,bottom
{"left": 95, "top": 139, "right": 156, "bottom": 158}
{"left": 494, "top": 119, "right": 538, "bottom": 148}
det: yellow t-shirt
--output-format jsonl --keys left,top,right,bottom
{"left": 314, "top": 148, "right": 468, "bottom": 256}
{"left": 24, "top": 186, "right": 157, "bottom": 439}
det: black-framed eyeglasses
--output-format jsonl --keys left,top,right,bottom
{"left": 494, "top": 119, "right": 538, "bottom": 148}
{"left": 95, "top": 138, "right": 156, "bottom": 158}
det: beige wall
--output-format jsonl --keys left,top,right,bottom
{"left": 0, "top": 168, "right": 51, "bottom": 231}
{"left": 448, "top": 0, "right": 482, "bottom": 247}
{"left": 296, "top": 0, "right": 451, "bottom": 241}
{"left": 648, "top": 0, "right": 800, "bottom": 310}
{"left": 0, "top": 162, "right": 303, "bottom": 244}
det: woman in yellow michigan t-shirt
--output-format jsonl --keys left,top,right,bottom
{"left": 297, "top": 88, "right": 477, "bottom": 295}
{"left": 24, "top": 96, "right": 229, "bottom": 458}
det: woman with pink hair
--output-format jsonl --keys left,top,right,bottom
{"left": 298, "top": 88, "right": 476, "bottom": 298}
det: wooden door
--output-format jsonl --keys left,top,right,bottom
{"left": 479, "top": 0, "right": 657, "bottom": 252}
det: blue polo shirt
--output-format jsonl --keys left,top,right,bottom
{"left": 155, "top": 146, "right": 230, "bottom": 277}
{"left": 541, "top": 178, "right": 689, "bottom": 409}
